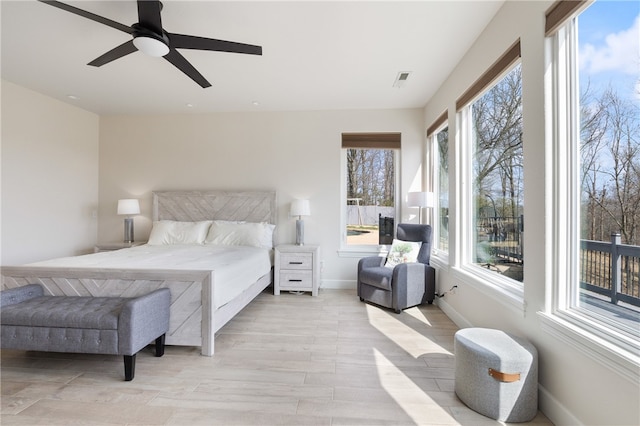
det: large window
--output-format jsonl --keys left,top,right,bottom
{"left": 547, "top": 0, "right": 639, "bottom": 359}
{"left": 342, "top": 133, "right": 399, "bottom": 247}
{"left": 458, "top": 41, "right": 524, "bottom": 286}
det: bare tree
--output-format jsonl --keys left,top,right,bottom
{"left": 580, "top": 82, "right": 609, "bottom": 241}
{"left": 472, "top": 64, "right": 523, "bottom": 217}
{"left": 581, "top": 86, "right": 640, "bottom": 245}
{"left": 346, "top": 148, "right": 394, "bottom": 207}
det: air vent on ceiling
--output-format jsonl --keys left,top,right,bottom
{"left": 393, "top": 71, "right": 411, "bottom": 88}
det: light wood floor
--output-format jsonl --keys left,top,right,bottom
{"left": 1, "top": 289, "right": 553, "bottom": 425}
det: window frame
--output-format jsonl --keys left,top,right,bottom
{"left": 428, "top": 113, "right": 450, "bottom": 263}
{"left": 339, "top": 134, "right": 401, "bottom": 257}
{"left": 539, "top": 10, "right": 640, "bottom": 379}
{"left": 453, "top": 41, "right": 526, "bottom": 306}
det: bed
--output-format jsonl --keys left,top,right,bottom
{"left": 1, "top": 190, "right": 277, "bottom": 356}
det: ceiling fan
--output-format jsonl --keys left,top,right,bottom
{"left": 38, "top": 0, "right": 262, "bottom": 88}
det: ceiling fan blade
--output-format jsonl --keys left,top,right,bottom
{"left": 38, "top": 0, "right": 132, "bottom": 34}
{"left": 169, "top": 33, "right": 262, "bottom": 56}
{"left": 164, "top": 49, "right": 212, "bottom": 88}
{"left": 136, "top": 0, "right": 163, "bottom": 35}
{"left": 88, "top": 41, "right": 138, "bottom": 67}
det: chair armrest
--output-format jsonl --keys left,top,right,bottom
{"left": 392, "top": 262, "right": 428, "bottom": 283}
{"left": 118, "top": 288, "right": 171, "bottom": 355}
{"left": 392, "top": 263, "right": 436, "bottom": 303}
{"left": 0, "top": 284, "right": 44, "bottom": 308}
{"left": 358, "top": 256, "right": 386, "bottom": 272}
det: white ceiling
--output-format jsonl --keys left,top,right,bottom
{"left": 1, "top": 1, "right": 504, "bottom": 115}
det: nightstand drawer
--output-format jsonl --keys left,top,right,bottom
{"left": 279, "top": 252, "right": 313, "bottom": 270}
{"left": 279, "top": 270, "right": 313, "bottom": 289}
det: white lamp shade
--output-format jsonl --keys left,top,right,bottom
{"left": 117, "top": 199, "right": 140, "bottom": 215}
{"left": 407, "top": 191, "right": 435, "bottom": 208}
{"left": 290, "top": 199, "right": 311, "bottom": 217}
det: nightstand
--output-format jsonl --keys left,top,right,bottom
{"left": 94, "top": 242, "right": 145, "bottom": 253}
{"left": 274, "top": 244, "right": 320, "bottom": 296}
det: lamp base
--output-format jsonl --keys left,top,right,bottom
{"left": 295, "top": 219, "right": 304, "bottom": 246}
{"left": 123, "top": 217, "right": 134, "bottom": 243}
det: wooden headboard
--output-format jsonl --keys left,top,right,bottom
{"left": 152, "top": 190, "right": 277, "bottom": 225}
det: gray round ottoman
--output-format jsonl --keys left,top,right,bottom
{"left": 454, "top": 328, "right": 538, "bottom": 422}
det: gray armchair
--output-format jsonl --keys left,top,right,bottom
{"left": 357, "top": 223, "right": 436, "bottom": 313}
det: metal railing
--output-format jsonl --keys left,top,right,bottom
{"left": 580, "top": 233, "right": 640, "bottom": 308}
{"left": 477, "top": 215, "right": 524, "bottom": 263}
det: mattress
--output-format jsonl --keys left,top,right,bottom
{"left": 28, "top": 244, "right": 273, "bottom": 309}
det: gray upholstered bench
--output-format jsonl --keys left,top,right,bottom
{"left": 0, "top": 284, "right": 170, "bottom": 381}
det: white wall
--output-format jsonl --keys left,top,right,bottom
{"left": 424, "top": 2, "right": 639, "bottom": 425}
{"left": 98, "top": 108, "right": 424, "bottom": 287}
{"left": 1, "top": 81, "right": 99, "bottom": 265}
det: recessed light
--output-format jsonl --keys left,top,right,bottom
{"left": 186, "top": 103, "right": 194, "bottom": 108}
{"left": 67, "top": 95, "right": 79, "bottom": 100}
{"left": 252, "top": 101, "right": 260, "bottom": 106}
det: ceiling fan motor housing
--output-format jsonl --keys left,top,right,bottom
{"left": 131, "top": 23, "right": 170, "bottom": 56}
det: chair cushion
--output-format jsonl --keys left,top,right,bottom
{"left": 359, "top": 266, "right": 394, "bottom": 291}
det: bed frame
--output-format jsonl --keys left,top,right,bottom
{"left": 1, "top": 190, "right": 277, "bottom": 356}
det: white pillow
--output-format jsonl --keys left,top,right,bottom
{"left": 147, "top": 220, "right": 212, "bottom": 245}
{"left": 385, "top": 239, "right": 422, "bottom": 268}
{"left": 205, "top": 220, "right": 275, "bottom": 249}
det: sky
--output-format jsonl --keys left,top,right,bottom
{"left": 578, "top": 0, "right": 640, "bottom": 102}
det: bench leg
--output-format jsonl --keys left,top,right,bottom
{"left": 155, "top": 334, "right": 166, "bottom": 357}
{"left": 124, "top": 354, "right": 136, "bottom": 381}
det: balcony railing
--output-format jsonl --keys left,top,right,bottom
{"left": 477, "top": 215, "right": 524, "bottom": 263}
{"left": 580, "top": 233, "right": 640, "bottom": 308}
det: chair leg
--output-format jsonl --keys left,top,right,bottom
{"left": 155, "top": 334, "right": 166, "bottom": 357}
{"left": 124, "top": 354, "right": 136, "bottom": 381}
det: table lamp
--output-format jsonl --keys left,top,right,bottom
{"left": 117, "top": 199, "right": 140, "bottom": 243}
{"left": 407, "top": 192, "right": 434, "bottom": 224}
{"left": 290, "top": 199, "right": 311, "bottom": 245}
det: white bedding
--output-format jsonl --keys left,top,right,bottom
{"left": 29, "top": 244, "right": 273, "bottom": 309}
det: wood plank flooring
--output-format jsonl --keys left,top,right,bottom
{"left": 1, "top": 289, "right": 553, "bottom": 425}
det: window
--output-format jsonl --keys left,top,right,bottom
{"left": 341, "top": 133, "right": 399, "bottom": 249}
{"left": 458, "top": 41, "right": 524, "bottom": 287}
{"left": 547, "top": 0, "right": 640, "bottom": 358}
{"left": 428, "top": 113, "right": 449, "bottom": 255}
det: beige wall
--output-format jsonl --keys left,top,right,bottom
{"left": 1, "top": 81, "right": 99, "bottom": 265}
{"left": 98, "top": 109, "right": 424, "bottom": 287}
{"left": 424, "top": 1, "right": 639, "bottom": 425}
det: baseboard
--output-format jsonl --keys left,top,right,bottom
{"left": 539, "top": 384, "right": 583, "bottom": 426}
{"left": 435, "top": 297, "right": 473, "bottom": 329}
{"left": 320, "top": 279, "right": 356, "bottom": 290}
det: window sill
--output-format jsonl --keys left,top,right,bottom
{"left": 538, "top": 311, "right": 640, "bottom": 382}
{"left": 430, "top": 252, "right": 449, "bottom": 269}
{"left": 338, "top": 245, "right": 389, "bottom": 258}
{"left": 450, "top": 265, "right": 526, "bottom": 315}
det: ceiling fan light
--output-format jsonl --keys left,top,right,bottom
{"left": 133, "top": 36, "right": 169, "bottom": 57}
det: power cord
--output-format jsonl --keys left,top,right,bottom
{"left": 436, "top": 285, "right": 458, "bottom": 298}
